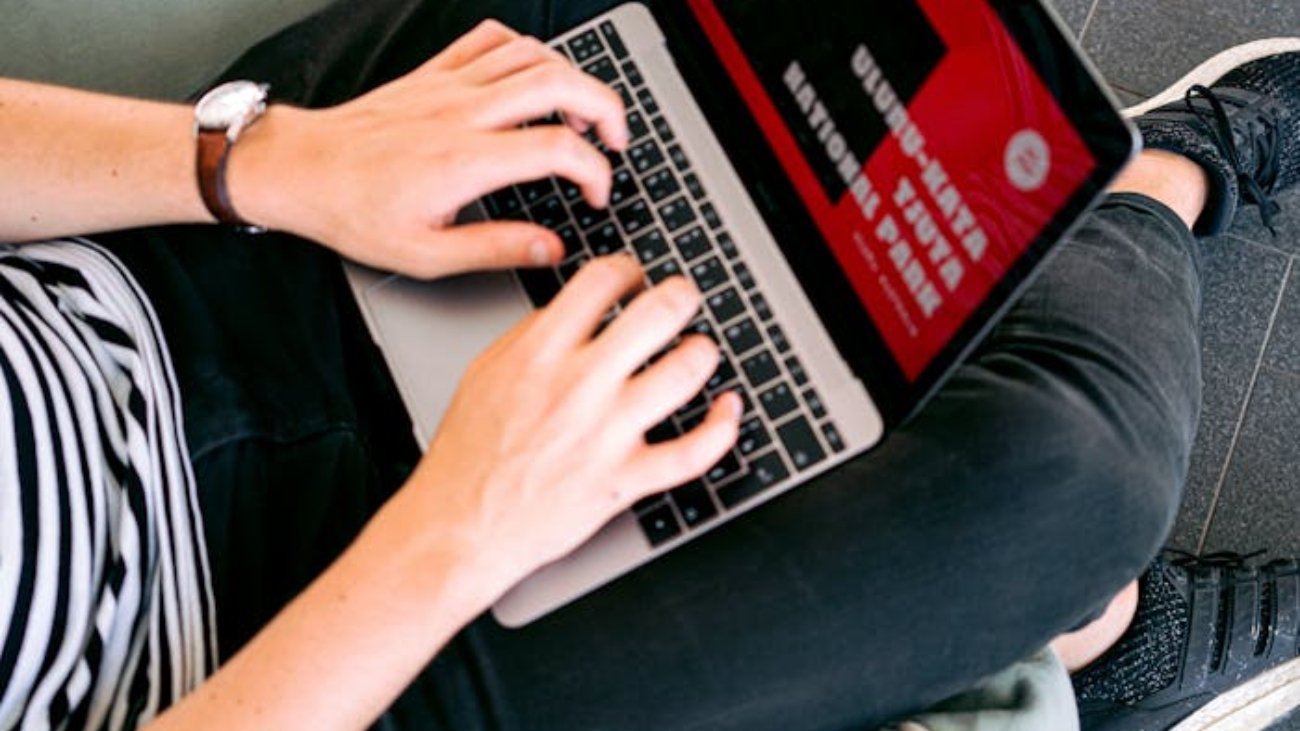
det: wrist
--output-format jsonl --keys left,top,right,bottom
{"left": 223, "top": 104, "right": 319, "bottom": 236}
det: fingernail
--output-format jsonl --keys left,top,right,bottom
{"left": 726, "top": 390, "right": 744, "bottom": 418}
{"left": 529, "top": 239, "right": 553, "bottom": 266}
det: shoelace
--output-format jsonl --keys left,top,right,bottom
{"left": 1184, "top": 84, "right": 1284, "bottom": 235}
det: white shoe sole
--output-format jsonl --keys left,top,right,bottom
{"left": 1123, "top": 37, "right": 1300, "bottom": 118}
{"left": 1170, "top": 655, "right": 1300, "bottom": 731}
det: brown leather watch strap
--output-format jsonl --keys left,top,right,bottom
{"left": 196, "top": 128, "right": 247, "bottom": 226}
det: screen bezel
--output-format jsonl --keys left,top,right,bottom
{"left": 647, "top": 0, "right": 1139, "bottom": 428}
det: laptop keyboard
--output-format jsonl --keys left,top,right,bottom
{"left": 480, "top": 20, "right": 847, "bottom": 548}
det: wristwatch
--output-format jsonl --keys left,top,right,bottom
{"left": 194, "top": 80, "right": 270, "bottom": 231}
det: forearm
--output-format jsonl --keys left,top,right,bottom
{"left": 144, "top": 484, "right": 490, "bottom": 731}
{"left": 0, "top": 78, "right": 213, "bottom": 240}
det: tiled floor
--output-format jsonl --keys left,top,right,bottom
{"left": 1045, "top": 0, "right": 1300, "bottom": 727}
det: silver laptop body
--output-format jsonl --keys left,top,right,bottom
{"left": 345, "top": 3, "right": 883, "bottom": 627}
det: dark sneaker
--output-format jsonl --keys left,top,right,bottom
{"left": 1072, "top": 552, "right": 1300, "bottom": 731}
{"left": 1129, "top": 39, "right": 1300, "bottom": 236}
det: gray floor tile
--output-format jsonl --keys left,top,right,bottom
{"left": 1226, "top": 186, "right": 1300, "bottom": 256}
{"left": 1043, "top": 0, "right": 1092, "bottom": 37}
{"left": 1083, "top": 0, "right": 1300, "bottom": 97}
{"left": 1263, "top": 261, "right": 1300, "bottom": 373}
{"left": 1201, "top": 367, "right": 1300, "bottom": 555}
{"left": 1167, "top": 241, "right": 1290, "bottom": 552}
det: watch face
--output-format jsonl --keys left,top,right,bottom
{"left": 196, "top": 81, "right": 266, "bottom": 130}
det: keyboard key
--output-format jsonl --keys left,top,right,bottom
{"left": 734, "top": 262, "right": 757, "bottom": 291}
{"left": 637, "top": 502, "right": 682, "bottom": 547}
{"left": 643, "top": 168, "right": 681, "bottom": 202}
{"left": 610, "top": 168, "right": 638, "bottom": 207}
{"left": 518, "top": 178, "right": 556, "bottom": 205}
{"left": 530, "top": 196, "right": 568, "bottom": 230}
{"left": 687, "top": 317, "right": 717, "bottom": 340}
{"left": 723, "top": 318, "right": 762, "bottom": 356}
{"left": 632, "top": 229, "right": 670, "bottom": 264}
{"left": 705, "top": 355, "right": 737, "bottom": 391}
{"left": 621, "top": 60, "right": 644, "bottom": 87}
{"left": 676, "top": 408, "right": 706, "bottom": 433}
{"left": 652, "top": 115, "right": 675, "bottom": 143}
{"left": 777, "top": 416, "right": 826, "bottom": 471}
{"left": 751, "top": 293, "right": 773, "bottom": 322}
{"left": 646, "top": 419, "right": 681, "bottom": 444}
{"left": 690, "top": 257, "right": 728, "bottom": 292}
{"left": 556, "top": 225, "right": 583, "bottom": 258}
{"left": 559, "top": 255, "right": 589, "bottom": 282}
{"left": 717, "top": 450, "right": 788, "bottom": 508}
{"left": 571, "top": 200, "right": 611, "bottom": 230}
{"left": 587, "top": 222, "right": 624, "bottom": 256}
{"left": 741, "top": 350, "right": 780, "bottom": 388}
{"left": 821, "top": 422, "right": 846, "bottom": 453}
{"left": 706, "top": 287, "right": 745, "bottom": 324}
{"left": 668, "top": 144, "right": 690, "bottom": 171}
{"left": 675, "top": 227, "right": 711, "bottom": 262}
{"left": 518, "top": 269, "right": 562, "bottom": 306}
{"left": 628, "top": 139, "right": 665, "bottom": 173}
{"left": 684, "top": 173, "right": 705, "bottom": 200}
{"left": 717, "top": 231, "right": 738, "bottom": 259}
{"left": 785, "top": 356, "right": 809, "bottom": 386}
{"left": 612, "top": 81, "right": 634, "bottom": 110}
{"left": 583, "top": 56, "right": 619, "bottom": 84}
{"left": 626, "top": 110, "right": 650, "bottom": 141}
{"left": 804, "top": 389, "right": 827, "bottom": 419}
{"left": 559, "top": 179, "right": 582, "bottom": 202}
{"left": 617, "top": 199, "right": 654, "bottom": 235}
{"left": 737, "top": 417, "right": 771, "bottom": 456}
{"left": 568, "top": 30, "right": 604, "bottom": 63}
{"left": 599, "top": 20, "right": 629, "bottom": 59}
{"left": 646, "top": 257, "right": 682, "bottom": 284}
{"left": 486, "top": 188, "right": 525, "bottom": 219}
{"left": 659, "top": 197, "right": 697, "bottom": 232}
{"left": 705, "top": 451, "right": 743, "bottom": 485}
{"left": 767, "top": 324, "right": 791, "bottom": 353}
{"left": 632, "top": 494, "right": 664, "bottom": 514}
{"left": 701, "top": 202, "right": 722, "bottom": 230}
{"left": 670, "top": 480, "right": 718, "bottom": 527}
{"left": 637, "top": 87, "right": 660, "bottom": 115}
{"left": 759, "top": 382, "right": 798, "bottom": 421}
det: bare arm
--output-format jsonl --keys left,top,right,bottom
{"left": 1, "top": 20, "right": 627, "bottom": 279}
{"left": 146, "top": 258, "right": 741, "bottom": 731}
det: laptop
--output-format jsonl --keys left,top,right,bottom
{"left": 344, "top": 0, "right": 1137, "bottom": 627}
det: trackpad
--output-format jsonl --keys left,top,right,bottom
{"left": 365, "top": 271, "right": 532, "bottom": 444}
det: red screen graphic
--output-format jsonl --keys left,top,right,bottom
{"left": 687, "top": 0, "right": 1097, "bottom": 380}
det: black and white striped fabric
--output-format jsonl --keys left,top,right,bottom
{"left": 0, "top": 240, "right": 215, "bottom": 730}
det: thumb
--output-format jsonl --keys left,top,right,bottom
{"left": 413, "top": 221, "right": 565, "bottom": 278}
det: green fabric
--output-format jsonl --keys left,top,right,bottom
{"left": 885, "top": 649, "right": 1080, "bottom": 731}
{"left": 0, "top": 0, "right": 336, "bottom": 99}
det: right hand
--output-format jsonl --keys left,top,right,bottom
{"left": 400, "top": 255, "right": 742, "bottom": 604}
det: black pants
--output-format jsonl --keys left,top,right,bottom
{"left": 105, "top": 0, "right": 1202, "bottom": 727}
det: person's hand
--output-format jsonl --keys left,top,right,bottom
{"left": 392, "top": 255, "right": 742, "bottom": 604}
{"left": 232, "top": 20, "right": 628, "bottom": 279}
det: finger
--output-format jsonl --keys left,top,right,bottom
{"left": 618, "top": 395, "right": 742, "bottom": 506}
{"left": 529, "top": 254, "right": 643, "bottom": 350}
{"left": 458, "top": 34, "right": 569, "bottom": 85}
{"left": 474, "top": 63, "right": 628, "bottom": 151}
{"left": 586, "top": 275, "right": 700, "bottom": 378}
{"left": 617, "top": 335, "right": 720, "bottom": 431}
{"left": 425, "top": 19, "right": 519, "bottom": 72}
{"left": 459, "top": 126, "right": 613, "bottom": 208}
{"left": 401, "top": 221, "right": 565, "bottom": 279}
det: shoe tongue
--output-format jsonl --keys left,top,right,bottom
{"left": 1071, "top": 562, "right": 1190, "bottom": 704}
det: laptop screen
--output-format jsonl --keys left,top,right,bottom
{"left": 660, "top": 0, "right": 1135, "bottom": 425}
